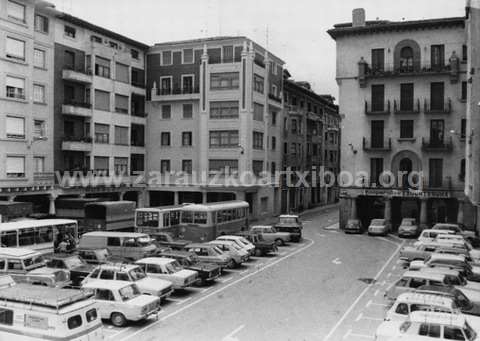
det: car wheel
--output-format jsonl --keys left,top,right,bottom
{"left": 255, "top": 249, "right": 262, "bottom": 257}
{"left": 275, "top": 239, "right": 284, "bottom": 247}
{"left": 111, "top": 312, "right": 127, "bottom": 327}
{"left": 227, "top": 260, "right": 235, "bottom": 269}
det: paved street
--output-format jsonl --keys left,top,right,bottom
{"left": 100, "top": 206, "right": 406, "bottom": 341}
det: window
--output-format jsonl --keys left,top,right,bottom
{"left": 252, "top": 160, "right": 263, "bottom": 176}
{"left": 209, "top": 159, "right": 238, "bottom": 175}
{"left": 115, "top": 94, "right": 129, "bottom": 114}
{"left": 115, "top": 63, "right": 129, "bottom": 83}
{"left": 399, "top": 46, "right": 414, "bottom": 72}
{"left": 370, "top": 158, "right": 383, "bottom": 184}
{"left": 271, "top": 84, "right": 278, "bottom": 97}
{"left": 400, "top": 83, "right": 414, "bottom": 111}
{"left": 6, "top": 37, "right": 25, "bottom": 61}
{"left": 182, "top": 132, "right": 192, "bottom": 146}
{"left": 99, "top": 270, "right": 114, "bottom": 280}
{"left": 223, "top": 45, "right": 233, "bottom": 63}
{"left": 94, "top": 156, "right": 109, "bottom": 174}
{"left": 160, "top": 77, "right": 171, "bottom": 95}
{"left": 67, "top": 315, "right": 82, "bottom": 330}
{"left": 182, "top": 160, "right": 192, "bottom": 174}
{"left": 161, "top": 105, "right": 171, "bottom": 119}
{"left": 462, "top": 81, "right": 467, "bottom": 101}
{"left": 161, "top": 51, "right": 172, "bottom": 65}
{"left": 86, "top": 309, "right": 97, "bottom": 323}
{"left": 429, "top": 159, "right": 443, "bottom": 188}
{"left": 461, "top": 118, "right": 467, "bottom": 139}
{"left": 95, "top": 56, "right": 110, "bottom": 78}
{"left": 33, "top": 120, "right": 46, "bottom": 138}
{"left": 400, "top": 120, "right": 414, "bottom": 139}
{"left": 160, "top": 160, "right": 170, "bottom": 173}
{"left": 34, "top": 15, "right": 49, "bottom": 33}
{"left": 131, "top": 49, "right": 139, "bottom": 60}
{"left": 463, "top": 44, "right": 468, "bottom": 62}
{"left": 7, "top": 1, "right": 25, "bottom": 22}
{"left": 130, "top": 154, "right": 144, "bottom": 175}
{"left": 33, "top": 84, "right": 45, "bottom": 103}
{"left": 254, "top": 74, "right": 264, "bottom": 93}
{"left": 114, "top": 126, "right": 128, "bottom": 145}
{"left": 33, "top": 157, "right": 44, "bottom": 173}
{"left": 253, "top": 132, "right": 263, "bottom": 149}
{"left": 64, "top": 25, "right": 76, "bottom": 38}
{"left": 94, "top": 90, "right": 110, "bottom": 111}
{"left": 210, "top": 101, "right": 239, "bottom": 119}
{"left": 182, "top": 75, "right": 194, "bottom": 93}
{"left": 0, "top": 308, "right": 13, "bottom": 325}
{"left": 284, "top": 142, "right": 288, "bottom": 154}
{"left": 6, "top": 116, "right": 24, "bottom": 139}
{"left": 94, "top": 123, "right": 109, "bottom": 144}
{"left": 371, "top": 120, "right": 384, "bottom": 148}
{"left": 114, "top": 157, "right": 128, "bottom": 175}
{"left": 444, "top": 326, "right": 466, "bottom": 340}
{"left": 64, "top": 50, "right": 75, "bottom": 69}
{"left": 371, "top": 48, "right": 385, "bottom": 72}
{"left": 272, "top": 136, "right": 276, "bottom": 150}
{"left": 430, "top": 119, "right": 445, "bottom": 145}
{"left": 431, "top": 44, "right": 445, "bottom": 68}
{"left": 271, "top": 111, "right": 277, "bottom": 125}
{"left": 209, "top": 130, "right": 239, "bottom": 148}
{"left": 395, "top": 303, "right": 409, "bottom": 315}
{"left": 130, "top": 124, "right": 144, "bottom": 146}
{"left": 371, "top": 84, "right": 385, "bottom": 112}
{"left": 210, "top": 72, "right": 239, "bottom": 90}
{"left": 183, "top": 104, "right": 193, "bottom": 119}
{"left": 6, "top": 156, "right": 25, "bottom": 178}
{"left": 460, "top": 159, "right": 466, "bottom": 182}
{"left": 253, "top": 102, "right": 264, "bottom": 121}
{"left": 183, "top": 49, "right": 193, "bottom": 64}
{"left": 418, "top": 324, "right": 441, "bottom": 338}
{"left": 161, "top": 132, "right": 170, "bottom": 146}
{"left": 34, "top": 49, "right": 45, "bottom": 68}
{"left": 109, "top": 41, "right": 119, "bottom": 49}
{"left": 430, "top": 82, "right": 445, "bottom": 111}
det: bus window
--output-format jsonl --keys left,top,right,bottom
{"left": 182, "top": 211, "right": 193, "bottom": 224}
{"left": 35, "top": 226, "right": 53, "bottom": 244}
{"left": 0, "top": 231, "right": 17, "bottom": 247}
{"left": 194, "top": 212, "right": 207, "bottom": 225}
{"left": 170, "top": 211, "right": 180, "bottom": 225}
{"left": 163, "top": 213, "right": 170, "bottom": 228}
{"left": 18, "top": 228, "right": 35, "bottom": 246}
{"left": 137, "top": 212, "right": 159, "bottom": 227}
{"left": 217, "top": 212, "right": 223, "bottom": 223}
{"left": 107, "top": 237, "right": 121, "bottom": 246}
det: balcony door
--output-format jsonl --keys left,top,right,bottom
{"left": 371, "top": 84, "right": 385, "bottom": 112}
{"left": 429, "top": 158, "right": 443, "bottom": 188}
{"left": 430, "top": 82, "right": 445, "bottom": 111}
{"left": 371, "top": 49, "right": 385, "bottom": 72}
{"left": 430, "top": 119, "right": 444, "bottom": 146}
{"left": 400, "top": 83, "right": 414, "bottom": 111}
{"left": 431, "top": 45, "right": 445, "bottom": 69}
{"left": 371, "top": 120, "right": 384, "bottom": 148}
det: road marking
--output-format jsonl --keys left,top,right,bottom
{"left": 342, "top": 329, "right": 352, "bottom": 340}
{"left": 361, "top": 315, "right": 383, "bottom": 321}
{"left": 332, "top": 258, "right": 342, "bottom": 265}
{"left": 222, "top": 324, "right": 245, "bottom": 341}
{"left": 344, "top": 330, "right": 373, "bottom": 339}
{"left": 176, "top": 297, "right": 192, "bottom": 305}
{"left": 378, "top": 236, "right": 401, "bottom": 247}
{"left": 323, "top": 239, "right": 405, "bottom": 341}
{"left": 317, "top": 233, "right": 325, "bottom": 237}
{"left": 386, "top": 273, "right": 391, "bottom": 278}
{"left": 355, "top": 313, "right": 363, "bottom": 321}
{"left": 367, "top": 300, "right": 388, "bottom": 307}
{"left": 239, "top": 269, "right": 250, "bottom": 275}
{"left": 167, "top": 297, "right": 183, "bottom": 303}
{"left": 200, "top": 288, "right": 210, "bottom": 293}
{"left": 120, "top": 238, "right": 315, "bottom": 341}
{"left": 392, "top": 265, "right": 397, "bottom": 270}
{"left": 374, "top": 289, "right": 379, "bottom": 297}
{"left": 278, "top": 251, "right": 287, "bottom": 256}
{"left": 380, "top": 280, "right": 386, "bottom": 286}
{"left": 366, "top": 299, "right": 372, "bottom": 308}
{"left": 219, "top": 277, "right": 233, "bottom": 283}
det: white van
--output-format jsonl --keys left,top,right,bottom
{"left": 78, "top": 231, "right": 157, "bottom": 260}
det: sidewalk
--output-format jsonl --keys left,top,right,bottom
{"left": 253, "top": 202, "right": 340, "bottom": 226}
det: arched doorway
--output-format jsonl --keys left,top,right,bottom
{"left": 391, "top": 150, "right": 422, "bottom": 188}
{"left": 400, "top": 47, "right": 413, "bottom": 72}
{"left": 399, "top": 158, "right": 413, "bottom": 189}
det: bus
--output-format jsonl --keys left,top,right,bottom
{"left": 179, "top": 201, "right": 249, "bottom": 242}
{"left": 135, "top": 205, "right": 185, "bottom": 235}
{"left": 0, "top": 219, "right": 78, "bottom": 254}
{"left": 83, "top": 201, "right": 136, "bottom": 233}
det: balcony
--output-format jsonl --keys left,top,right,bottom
{"left": 421, "top": 137, "right": 453, "bottom": 152}
{"left": 151, "top": 86, "right": 200, "bottom": 102}
{"left": 394, "top": 99, "right": 421, "bottom": 115}
{"left": 62, "top": 101, "right": 92, "bottom": 117}
{"left": 424, "top": 98, "right": 452, "bottom": 114}
{"left": 362, "top": 137, "right": 392, "bottom": 152}
{"left": 268, "top": 93, "right": 282, "bottom": 103}
{"left": 33, "top": 172, "right": 55, "bottom": 186}
{"left": 365, "top": 63, "right": 451, "bottom": 78}
{"left": 61, "top": 136, "right": 93, "bottom": 152}
{"left": 62, "top": 67, "right": 92, "bottom": 84}
{"left": 365, "top": 100, "right": 391, "bottom": 115}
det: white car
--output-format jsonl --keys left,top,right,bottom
{"left": 135, "top": 257, "right": 198, "bottom": 289}
{"left": 375, "top": 311, "right": 479, "bottom": 341}
{"left": 216, "top": 235, "right": 255, "bottom": 255}
{"left": 82, "top": 280, "right": 160, "bottom": 327}
{"left": 415, "top": 229, "right": 455, "bottom": 247}
{"left": 208, "top": 240, "right": 249, "bottom": 266}
{"left": 410, "top": 253, "right": 480, "bottom": 282}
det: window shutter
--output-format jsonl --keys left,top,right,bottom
{"left": 6, "top": 156, "right": 24, "bottom": 173}
{"left": 6, "top": 116, "right": 24, "bottom": 136}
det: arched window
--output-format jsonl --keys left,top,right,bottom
{"left": 400, "top": 47, "right": 414, "bottom": 72}
{"left": 399, "top": 158, "right": 413, "bottom": 188}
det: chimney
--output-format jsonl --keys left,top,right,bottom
{"left": 352, "top": 8, "right": 366, "bottom": 27}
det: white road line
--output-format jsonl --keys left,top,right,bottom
{"left": 380, "top": 280, "right": 386, "bottom": 286}
{"left": 176, "top": 297, "right": 193, "bottom": 305}
{"left": 222, "top": 324, "right": 245, "bottom": 341}
{"left": 366, "top": 300, "right": 372, "bottom": 308}
{"left": 342, "top": 329, "right": 352, "bottom": 340}
{"left": 378, "top": 237, "right": 401, "bottom": 247}
{"left": 219, "top": 277, "right": 234, "bottom": 283}
{"left": 278, "top": 252, "right": 287, "bottom": 256}
{"left": 392, "top": 265, "right": 397, "bottom": 270}
{"left": 374, "top": 289, "right": 379, "bottom": 297}
{"left": 323, "top": 239, "right": 405, "bottom": 341}
{"left": 120, "top": 238, "right": 315, "bottom": 341}
{"left": 361, "top": 315, "right": 383, "bottom": 321}
{"left": 200, "top": 288, "right": 210, "bottom": 293}
{"left": 369, "top": 302, "right": 388, "bottom": 307}
{"left": 240, "top": 269, "right": 249, "bottom": 275}
{"left": 355, "top": 313, "right": 363, "bottom": 322}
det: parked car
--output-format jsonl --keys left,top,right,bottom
{"left": 399, "top": 242, "right": 445, "bottom": 263}
{"left": 375, "top": 311, "right": 479, "bottom": 341}
{"left": 344, "top": 219, "right": 363, "bottom": 234}
{"left": 216, "top": 235, "right": 255, "bottom": 255}
{"left": 77, "top": 248, "right": 112, "bottom": 265}
{"left": 155, "top": 250, "right": 221, "bottom": 285}
{"left": 367, "top": 219, "right": 391, "bottom": 236}
{"left": 82, "top": 280, "right": 160, "bottom": 327}
{"left": 415, "top": 229, "right": 455, "bottom": 246}
{"left": 249, "top": 225, "right": 291, "bottom": 246}
{"left": 235, "top": 232, "right": 278, "bottom": 256}
{"left": 273, "top": 215, "right": 303, "bottom": 242}
{"left": 418, "top": 267, "right": 480, "bottom": 292}
{"left": 82, "top": 263, "right": 173, "bottom": 300}
{"left": 135, "top": 257, "right": 198, "bottom": 289}
{"left": 398, "top": 218, "right": 420, "bottom": 238}
{"left": 432, "top": 223, "right": 476, "bottom": 240}
{"left": 150, "top": 232, "right": 191, "bottom": 250}
{"left": 410, "top": 253, "right": 480, "bottom": 282}
{"left": 185, "top": 243, "right": 234, "bottom": 269}
{"left": 208, "top": 240, "right": 249, "bottom": 266}
{"left": 45, "top": 253, "right": 95, "bottom": 287}
{"left": 417, "top": 285, "right": 480, "bottom": 315}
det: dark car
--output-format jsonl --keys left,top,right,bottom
{"left": 344, "top": 219, "right": 363, "bottom": 234}
{"left": 274, "top": 215, "right": 303, "bottom": 242}
{"left": 236, "top": 232, "right": 277, "bottom": 256}
{"left": 45, "top": 254, "right": 95, "bottom": 287}
{"left": 150, "top": 232, "right": 191, "bottom": 250}
{"left": 416, "top": 285, "right": 480, "bottom": 316}
{"left": 155, "top": 250, "right": 221, "bottom": 285}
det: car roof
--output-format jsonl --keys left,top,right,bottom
{"left": 209, "top": 240, "right": 235, "bottom": 245}
{"left": 82, "top": 279, "right": 134, "bottom": 290}
{"left": 433, "top": 223, "right": 460, "bottom": 229}
{"left": 408, "top": 311, "right": 466, "bottom": 327}
{"left": 217, "top": 235, "right": 243, "bottom": 240}
{"left": 396, "top": 292, "right": 454, "bottom": 307}
{"left": 370, "top": 219, "right": 385, "bottom": 223}
{"left": 279, "top": 215, "right": 298, "bottom": 218}
{"left": 420, "top": 267, "right": 461, "bottom": 276}
{"left": 136, "top": 257, "right": 174, "bottom": 265}
{"left": 430, "top": 253, "right": 466, "bottom": 262}
{"left": 0, "top": 248, "right": 41, "bottom": 258}
{"left": 421, "top": 229, "right": 455, "bottom": 235}
{"left": 250, "top": 225, "right": 271, "bottom": 229}
{"left": 403, "top": 271, "right": 445, "bottom": 281}
{"left": 186, "top": 243, "right": 215, "bottom": 248}
{"left": 93, "top": 263, "right": 137, "bottom": 271}
{"left": 401, "top": 218, "right": 416, "bottom": 222}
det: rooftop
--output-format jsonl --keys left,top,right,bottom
{"left": 284, "top": 79, "right": 339, "bottom": 112}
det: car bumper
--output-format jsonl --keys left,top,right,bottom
{"left": 398, "top": 229, "right": 417, "bottom": 236}
{"left": 368, "top": 228, "right": 387, "bottom": 235}
{"left": 344, "top": 227, "right": 361, "bottom": 233}
{"left": 157, "top": 287, "right": 173, "bottom": 299}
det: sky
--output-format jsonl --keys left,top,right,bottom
{"left": 48, "top": 0, "right": 465, "bottom": 100}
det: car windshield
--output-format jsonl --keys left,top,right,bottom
{"left": 454, "top": 290, "right": 473, "bottom": 310}
{"left": 23, "top": 256, "right": 45, "bottom": 269}
{"left": 402, "top": 220, "right": 413, "bottom": 226}
{"left": 211, "top": 246, "right": 223, "bottom": 255}
{"left": 279, "top": 217, "right": 297, "bottom": 224}
{"left": 128, "top": 267, "right": 147, "bottom": 281}
{"left": 464, "top": 322, "right": 477, "bottom": 341}
{"left": 119, "top": 284, "right": 141, "bottom": 301}
{"left": 165, "top": 261, "right": 182, "bottom": 274}
{"left": 371, "top": 220, "right": 384, "bottom": 226}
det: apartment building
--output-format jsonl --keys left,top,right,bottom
{"left": 50, "top": 11, "right": 149, "bottom": 209}
{"left": 145, "top": 37, "right": 284, "bottom": 219}
{"left": 0, "top": 0, "right": 55, "bottom": 212}
{"left": 329, "top": 9, "right": 474, "bottom": 230}
{"left": 282, "top": 76, "right": 340, "bottom": 213}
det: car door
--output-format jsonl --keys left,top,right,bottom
{"left": 94, "top": 289, "right": 116, "bottom": 318}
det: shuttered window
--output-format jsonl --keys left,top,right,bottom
{"left": 6, "top": 37, "right": 25, "bottom": 60}
{"left": 6, "top": 156, "right": 25, "bottom": 178}
{"left": 94, "top": 157, "right": 109, "bottom": 172}
{"left": 6, "top": 116, "right": 24, "bottom": 139}
{"left": 115, "top": 94, "right": 129, "bottom": 114}
{"left": 114, "top": 126, "right": 128, "bottom": 145}
{"left": 115, "top": 63, "right": 129, "bottom": 83}
{"left": 94, "top": 90, "right": 110, "bottom": 111}
{"left": 94, "top": 123, "right": 109, "bottom": 144}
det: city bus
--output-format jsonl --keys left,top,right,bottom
{"left": 0, "top": 219, "right": 78, "bottom": 254}
{"left": 83, "top": 201, "right": 136, "bottom": 233}
{"left": 134, "top": 205, "right": 185, "bottom": 235}
{"left": 179, "top": 201, "right": 249, "bottom": 242}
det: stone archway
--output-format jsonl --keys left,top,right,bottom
{"left": 391, "top": 150, "right": 422, "bottom": 188}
